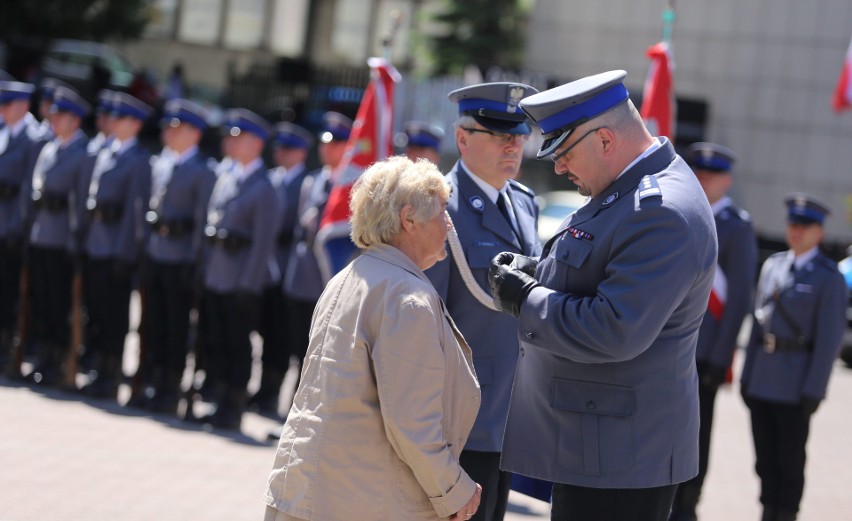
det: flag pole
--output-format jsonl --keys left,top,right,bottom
{"left": 381, "top": 9, "right": 403, "bottom": 62}
{"left": 662, "top": 0, "right": 676, "bottom": 44}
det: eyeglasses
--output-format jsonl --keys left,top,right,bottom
{"left": 548, "top": 126, "right": 607, "bottom": 162}
{"left": 461, "top": 127, "right": 529, "bottom": 145}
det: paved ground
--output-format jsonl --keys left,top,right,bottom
{"left": 2, "top": 304, "right": 852, "bottom": 520}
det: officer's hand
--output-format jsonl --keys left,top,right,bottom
{"left": 508, "top": 253, "right": 539, "bottom": 277}
{"left": 800, "top": 396, "right": 820, "bottom": 418}
{"left": 698, "top": 362, "right": 727, "bottom": 389}
{"left": 488, "top": 252, "right": 539, "bottom": 318}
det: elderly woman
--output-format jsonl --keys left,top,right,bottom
{"left": 263, "top": 156, "right": 482, "bottom": 521}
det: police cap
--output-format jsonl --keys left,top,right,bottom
{"left": 448, "top": 82, "right": 538, "bottom": 135}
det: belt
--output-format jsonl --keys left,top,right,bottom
{"left": 763, "top": 333, "right": 812, "bottom": 354}
{"left": 278, "top": 230, "right": 293, "bottom": 247}
{"left": 0, "top": 181, "right": 20, "bottom": 200}
{"left": 32, "top": 191, "right": 69, "bottom": 212}
{"left": 204, "top": 226, "right": 251, "bottom": 252}
{"left": 87, "top": 201, "right": 124, "bottom": 223}
{"left": 148, "top": 212, "right": 194, "bottom": 237}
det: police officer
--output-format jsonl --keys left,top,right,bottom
{"left": 80, "top": 91, "right": 152, "bottom": 399}
{"left": 0, "top": 79, "right": 41, "bottom": 374}
{"left": 22, "top": 86, "right": 91, "bottom": 386}
{"left": 250, "top": 122, "right": 314, "bottom": 415}
{"left": 281, "top": 111, "right": 351, "bottom": 409}
{"left": 133, "top": 99, "right": 215, "bottom": 413}
{"left": 398, "top": 120, "right": 444, "bottom": 164}
{"left": 424, "top": 82, "right": 541, "bottom": 521}
{"left": 740, "top": 194, "right": 846, "bottom": 521}
{"left": 87, "top": 89, "right": 115, "bottom": 155}
{"left": 488, "top": 71, "right": 717, "bottom": 521}
{"left": 670, "top": 143, "right": 759, "bottom": 521}
{"left": 199, "top": 108, "right": 280, "bottom": 430}
{"left": 34, "top": 78, "right": 71, "bottom": 139}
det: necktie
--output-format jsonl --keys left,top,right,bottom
{"left": 497, "top": 191, "right": 518, "bottom": 236}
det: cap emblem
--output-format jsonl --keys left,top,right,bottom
{"left": 507, "top": 85, "right": 525, "bottom": 113}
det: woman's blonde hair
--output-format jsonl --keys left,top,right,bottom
{"left": 350, "top": 155, "right": 449, "bottom": 249}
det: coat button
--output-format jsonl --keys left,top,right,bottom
{"left": 525, "top": 332, "right": 534, "bottom": 339}
{"left": 519, "top": 347, "right": 525, "bottom": 357}
{"left": 586, "top": 401, "right": 595, "bottom": 410}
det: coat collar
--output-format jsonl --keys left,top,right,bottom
{"left": 362, "top": 243, "right": 430, "bottom": 284}
{"left": 450, "top": 161, "right": 521, "bottom": 249}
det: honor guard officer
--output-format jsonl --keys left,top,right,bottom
{"left": 87, "top": 90, "right": 116, "bottom": 155}
{"left": 200, "top": 108, "right": 280, "bottom": 430}
{"left": 740, "top": 194, "right": 846, "bottom": 521}
{"left": 488, "top": 71, "right": 717, "bottom": 521}
{"left": 398, "top": 120, "right": 444, "bottom": 164}
{"left": 281, "top": 111, "right": 351, "bottom": 411}
{"left": 424, "top": 82, "right": 541, "bottom": 521}
{"left": 250, "top": 121, "right": 314, "bottom": 415}
{"left": 132, "top": 99, "right": 216, "bottom": 413}
{"left": 670, "top": 143, "right": 759, "bottom": 521}
{"left": 22, "top": 86, "right": 91, "bottom": 386}
{"left": 0, "top": 79, "right": 40, "bottom": 374}
{"left": 80, "top": 91, "right": 153, "bottom": 399}
{"left": 34, "top": 78, "right": 71, "bottom": 139}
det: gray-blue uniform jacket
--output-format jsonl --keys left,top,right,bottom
{"left": 502, "top": 139, "right": 717, "bottom": 488}
{"left": 270, "top": 163, "right": 312, "bottom": 282}
{"left": 425, "top": 161, "right": 542, "bottom": 452}
{"left": 84, "top": 140, "right": 151, "bottom": 263}
{"left": 25, "top": 131, "right": 90, "bottom": 251}
{"left": 145, "top": 149, "right": 216, "bottom": 264}
{"left": 283, "top": 167, "right": 330, "bottom": 302}
{"left": 0, "top": 116, "right": 42, "bottom": 240}
{"left": 203, "top": 163, "right": 280, "bottom": 295}
{"left": 741, "top": 249, "right": 847, "bottom": 403}
{"left": 696, "top": 200, "right": 758, "bottom": 368}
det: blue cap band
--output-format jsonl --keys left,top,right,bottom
{"left": 53, "top": 98, "right": 87, "bottom": 117}
{"left": 692, "top": 155, "right": 733, "bottom": 172}
{"left": 276, "top": 133, "right": 309, "bottom": 149}
{"left": 788, "top": 206, "right": 825, "bottom": 224}
{"left": 458, "top": 98, "right": 520, "bottom": 117}
{"left": 538, "top": 83, "right": 629, "bottom": 134}
{"left": 407, "top": 133, "right": 441, "bottom": 150}
{"left": 227, "top": 119, "right": 270, "bottom": 141}
{"left": 162, "top": 109, "right": 207, "bottom": 130}
{"left": 0, "top": 91, "right": 32, "bottom": 104}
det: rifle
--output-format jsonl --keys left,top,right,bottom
{"left": 63, "top": 269, "right": 83, "bottom": 388}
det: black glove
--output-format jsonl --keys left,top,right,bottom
{"left": 508, "top": 253, "right": 539, "bottom": 276}
{"left": 697, "top": 362, "right": 728, "bottom": 389}
{"left": 488, "top": 252, "right": 540, "bottom": 318}
{"left": 800, "top": 396, "right": 820, "bottom": 418}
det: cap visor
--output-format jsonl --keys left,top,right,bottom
{"left": 536, "top": 129, "right": 572, "bottom": 159}
{"left": 472, "top": 115, "right": 530, "bottom": 135}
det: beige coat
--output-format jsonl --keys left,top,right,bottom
{"left": 264, "top": 243, "right": 481, "bottom": 520}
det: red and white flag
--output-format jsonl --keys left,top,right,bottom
{"left": 832, "top": 35, "right": 852, "bottom": 113}
{"left": 314, "top": 57, "right": 401, "bottom": 282}
{"left": 640, "top": 41, "right": 676, "bottom": 140}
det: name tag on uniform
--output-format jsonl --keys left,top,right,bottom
{"left": 794, "top": 283, "right": 813, "bottom": 293}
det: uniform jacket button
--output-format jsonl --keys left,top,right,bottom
{"left": 525, "top": 331, "right": 534, "bottom": 339}
{"left": 519, "top": 347, "right": 525, "bottom": 357}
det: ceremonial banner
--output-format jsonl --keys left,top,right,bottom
{"left": 640, "top": 41, "right": 675, "bottom": 140}
{"left": 314, "top": 57, "right": 401, "bottom": 283}
{"left": 832, "top": 35, "right": 852, "bottom": 113}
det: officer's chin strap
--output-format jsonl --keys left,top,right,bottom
{"left": 445, "top": 211, "right": 500, "bottom": 312}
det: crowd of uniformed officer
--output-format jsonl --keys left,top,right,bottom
{"left": 0, "top": 69, "right": 449, "bottom": 434}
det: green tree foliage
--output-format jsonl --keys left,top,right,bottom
{"left": 429, "top": 0, "right": 529, "bottom": 76}
{"left": 1, "top": 0, "right": 151, "bottom": 42}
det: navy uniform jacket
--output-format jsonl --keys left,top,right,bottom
{"left": 283, "top": 167, "right": 331, "bottom": 302}
{"left": 145, "top": 150, "right": 216, "bottom": 264}
{"left": 502, "top": 139, "right": 717, "bottom": 488}
{"left": 203, "top": 164, "right": 280, "bottom": 295}
{"left": 425, "top": 161, "right": 542, "bottom": 452}
{"left": 270, "top": 163, "right": 312, "bottom": 282}
{"left": 84, "top": 141, "right": 151, "bottom": 262}
{"left": 0, "top": 116, "right": 42, "bottom": 240}
{"left": 696, "top": 200, "right": 758, "bottom": 368}
{"left": 25, "top": 131, "right": 90, "bottom": 251}
{"left": 741, "top": 250, "right": 847, "bottom": 403}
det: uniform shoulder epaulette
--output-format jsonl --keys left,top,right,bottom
{"left": 637, "top": 174, "right": 662, "bottom": 200}
{"left": 507, "top": 178, "right": 535, "bottom": 198}
{"left": 814, "top": 254, "right": 838, "bottom": 271}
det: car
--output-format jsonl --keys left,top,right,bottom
{"left": 38, "top": 39, "right": 152, "bottom": 105}
{"left": 535, "top": 189, "right": 588, "bottom": 243}
{"left": 838, "top": 249, "right": 852, "bottom": 367}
